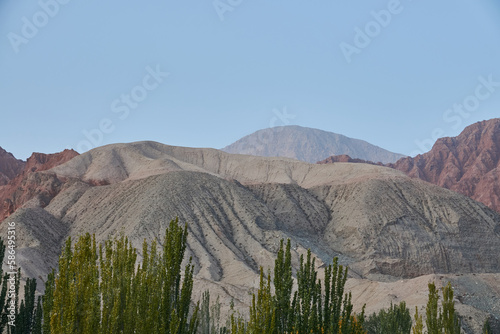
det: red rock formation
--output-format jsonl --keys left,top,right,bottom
{"left": 318, "top": 119, "right": 500, "bottom": 213}
{"left": 318, "top": 154, "right": 381, "bottom": 165}
{"left": 0, "top": 147, "right": 25, "bottom": 186}
{"left": 23, "top": 150, "right": 79, "bottom": 174}
{"left": 0, "top": 149, "right": 79, "bottom": 219}
{"left": 388, "top": 119, "right": 500, "bottom": 213}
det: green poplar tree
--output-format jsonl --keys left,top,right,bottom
{"left": 289, "top": 248, "right": 362, "bottom": 334}
{"left": 7, "top": 268, "right": 21, "bottom": 334}
{"left": 42, "top": 270, "right": 55, "bottom": 334}
{"left": 32, "top": 296, "right": 43, "bottom": 334}
{"left": 441, "top": 282, "right": 460, "bottom": 334}
{"left": 50, "top": 234, "right": 100, "bottom": 334}
{"left": 16, "top": 277, "right": 37, "bottom": 334}
{"left": 426, "top": 282, "right": 441, "bottom": 334}
{"left": 0, "top": 239, "right": 10, "bottom": 332}
{"left": 229, "top": 302, "right": 247, "bottom": 334}
{"left": 159, "top": 218, "right": 198, "bottom": 334}
{"left": 44, "top": 218, "right": 199, "bottom": 334}
{"left": 363, "top": 301, "right": 411, "bottom": 334}
{"left": 273, "top": 239, "right": 293, "bottom": 334}
{"left": 249, "top": 268, "right": 276, "bottom": 334}
{"left": 99, "top": 236, "right": 137, "bottom": 334}
{"left": 293, "top": 249, "right": 319, "bottom": 333}
{"left": 412, "top": 307, "right": 423, "bottom": 334}
{"left": 134, "top": 239, "right": 160, "bottom": 333}
{"left": 482, "top": 318, "right": 491, "bottom": 334}
{"left": 198, "top": 291, "right": 211, "bottom": 334}
{"left": 323, "top": 257, "right": 349, "bottom": 334}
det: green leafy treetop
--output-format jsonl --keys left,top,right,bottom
{"left": 44, "top": 218, "right": 199, "bottom": 334}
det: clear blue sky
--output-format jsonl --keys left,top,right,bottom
{"left": 1, "top": 0, "right": 500, "bottom": 160}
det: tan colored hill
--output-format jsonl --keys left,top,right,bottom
{"left": 1, "top": 142, "right": 499, "bottom": 333}
{"left": 222, "top": 126, "right": 405, "bottom": 164}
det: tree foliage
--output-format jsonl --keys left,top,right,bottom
{"left": 1, "top": 225, "right": 484, "bottom": 334}
{"left": 482, "top": 318, "right": 492, "bottom": 334}
{"left": 273, "top": 239, "right": 293, "bottom": 334}
{"left": 198, "top": 290, "right": 226, "bottom": 334}
{"left": 425, "top": 282, "right": 461, "bottom": 334}
{"left": 363, "top": 301, "right": 411, "bottom": 334}
{"left": 249, "top": 268, "right": 276, "bottom": 334}
{"left": 411, "top": 307, "right": 423, "bottom": 334}
{"left": 43, "top": 218, "right": 199, "bottom": 334}
{"left": 441, "top": 282, "right": 460, "bottom": 334}
{"left": 245, "top": 241, "right": 364, "bottom": 334}
{"left": 0, "top": 238, "right": 41, "bottom": 334}
{"left": 426, "top": 282, "right": 441, "bottom": 334}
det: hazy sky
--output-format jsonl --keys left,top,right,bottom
{"left": 1, "top": 0, "right": 500, "bottom": 160}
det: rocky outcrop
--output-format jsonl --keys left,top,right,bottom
{"left": 23, "top": 150, "right": 79, "bottom": 174}
{"left": 2, "top": 142, "right": 500, "bottom": 332}
{"left": 318, "top": 119, "right": 500, "bottom": 214}
{"left": 0, "top": 147, "right": 25, "bottom": 186}
{"left": 5, "top": 144, "right": 500, "bottom": 269}
{"left": 317, "top": 154, "right": 380, "bottom": 165}
{"left": 389, "top": 119, "right": 500, "bottom": 213}
{"left": 0, "top": 149, "right": 79, "bottom": 219}
{"left": 222, "top": 125, "right": 405, "bottom": 164}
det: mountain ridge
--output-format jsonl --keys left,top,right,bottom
{"left": 389, "top": 118, "right": 500, "bottom": 213}
{"left": 222, "top": 125, "right": 405, "bottom": 164}
{"left": 0, "top": 147, "right": 25, "bottom": 186}
{"left": 2, "top": 121, "right": 500, "bottom": 332}
{"left": 318, "top": 118, "right": 500, "bottom": 214}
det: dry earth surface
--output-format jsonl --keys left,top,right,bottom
{"left": 1, "top": 141, "right": 499, "bottom": 333}
{"left": 320, "top": 119, "right": 500, "bottom": 217}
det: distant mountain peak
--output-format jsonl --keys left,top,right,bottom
{"left": 222, "top": 125, "right": 404, "bottom": 164}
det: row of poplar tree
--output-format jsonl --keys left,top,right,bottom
{"left": 0, "top": 218, "right": 494, "bottom": 333}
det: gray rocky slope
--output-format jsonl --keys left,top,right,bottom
{"left": 2, "top": 141, "right": 499, "bottom": 332}
{"left": 222, "top": 125, "right": 405, "bottom": 164}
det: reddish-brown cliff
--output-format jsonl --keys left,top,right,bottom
{"left": 319, "top": 119, "right": 500, "bottom": 213}
{"left": 0, "top": 149, "right": 79, "bottom": 219}
{"left": 388, "top": 119, "right": 500, "bottom": 212}
{"left": 0, "top": 147, "right": 25, "bottom": 186}
{"left": 318, "top": 154, "right": 381, "bottom": 165}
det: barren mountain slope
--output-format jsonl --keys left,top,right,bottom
{"left": 250, "top": 177, "right": 500, "bottom": 278}
{"left": 0, "top": 208, "right": 68, "bottom": 279}
{"left": 17, "top": 142, "right": 500, "bottom": 279}
{"left": 222, "top": 126, "right": 405, "bottom": 164}
{"left": 3, "top": 142, "right": 500, "bottom": 333}
{"left": 347, "top": 273, "right": 500, "bottom": 333}
{"left": 50, "top": 141, "right": 405, "bottom": 187}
